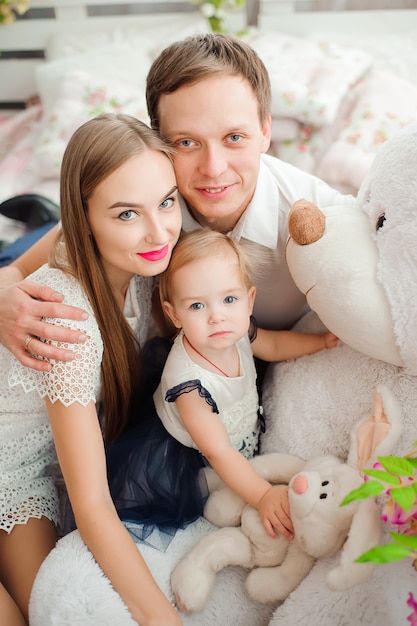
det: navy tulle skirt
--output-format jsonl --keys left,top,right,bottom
{"left": 106, "top": 396, "right": 209, "bottom": 547}
{"left": 64, "top": 337, "right": 209, "bottom": 549}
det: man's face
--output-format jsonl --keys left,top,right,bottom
{"left": 158, "top": 74, "right": 271, "bottom": 233}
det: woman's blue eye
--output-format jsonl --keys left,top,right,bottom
{"left": 224, "top": 296, "right": 236, "bottom": 304}
{"left": 190, "top": 302, "right": 204, "bottom": 311}
{"left": 178, "top": 139, "right": 194, "bottom": 148}
{"left": 119, "top": 210, "right": 135, "bottom": 221}
{"left": 160, "top": 197, "right": 175, "bottom": 209}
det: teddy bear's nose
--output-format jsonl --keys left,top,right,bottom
{"left": 292, "top": 474, "right": 309, "bottom": 494}
{"left": 288, "top": 199, "right": 326, "bottom": 245}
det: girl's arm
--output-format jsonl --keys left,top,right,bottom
{"left": 251, "top": 328, "right": 338, "bottom": 363}
{"left": 46, "top": 398, "right": 182, "bottom": 626}
{"left": 175, "top": 392, "right": 293, "bottom": 540}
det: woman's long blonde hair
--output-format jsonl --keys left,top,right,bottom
{"left": 51, "top": 113, "right": 174, "bottom": 441}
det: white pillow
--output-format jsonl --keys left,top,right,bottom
{"left": 29, "top": 69, "right": 149, "bottom": 180}
{"left": 245, "top": 31, "right": 372, "bottom": 128}
{"left": 35, "top": 44, "right": 152, "bottom": 119}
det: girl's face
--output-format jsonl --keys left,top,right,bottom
{"left": 87, "top": 150, "right": 181, "bottom": 295}
{"left": 163, "top": 252, "right": 256, "bottom": 355}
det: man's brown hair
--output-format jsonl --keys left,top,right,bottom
{"left": 146, "top": 33, "right": 271, "bottom": 132}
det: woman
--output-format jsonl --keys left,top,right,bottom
{"left": 0, "top": 113, "right": 183, "bottom": 626}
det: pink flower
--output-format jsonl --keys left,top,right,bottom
{"left": 382, "top": 496, "right": 417, "bottom": 525}
{"left": 407, "top": 593, "right": 417, "bottom": 625}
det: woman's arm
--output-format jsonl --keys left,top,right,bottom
{"left": 175, "top": 392, "right": 293, "bottom": 540}
{"left": 0, "top": 227, "right": 91, "bottom": 371}
{"left": 252, "top": 328, "right": 338, "bottom": 363}
{"left": 46, "top": 399, "right": 182, "bottom": 626}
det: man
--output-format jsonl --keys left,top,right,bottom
{"left": 0, "top": 33, "right": 353, "bottom": 371}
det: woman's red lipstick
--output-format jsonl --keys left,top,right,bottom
{"left": 137, "top": 244, "right": 169, "bottom": 262}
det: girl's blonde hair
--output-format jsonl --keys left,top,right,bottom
{"left": 51, "top": 113, "right": 175, "bottom": 441}
{"left": 159, "top": 228, "right": 260, "bottom": 307}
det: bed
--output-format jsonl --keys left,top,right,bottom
{"left": 1, "top": 0, "right": 417, "bottom": 250}
{"left": 2, "top": 1, "right": 417, "bottom": 624}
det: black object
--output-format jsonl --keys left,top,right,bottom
{"left": 0, "top": 193, "right": 60, "bottom": 230}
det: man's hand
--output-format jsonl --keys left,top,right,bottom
{"left": 0, "top": 280, "right": 89, "bottom": 371}
{"left": 257, "top": 484, "right": 294, "bottom": 540}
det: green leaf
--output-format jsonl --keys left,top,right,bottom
{"left": 340, "top": 480, "right": 384, "bottom": 506}
{"left": 390, "top": 485, "right": 416, "bottom": 511}
{"left": 390, "top": 532, "right": 417, "bottom": 550}
{"left": 378, "top": 456, "right": 416, "bottom": 477}
{"left": 408, "top": 458, "right": 417, "bottom": 468}
{"left": 363, "top": 469, "right": 400, "bottom": 485}
{"left": 355, "top": 543, "right": 411, "bottom": 564}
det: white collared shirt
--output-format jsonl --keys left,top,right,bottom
{"left": 181, "top": 154, "right": 355, "bottom": 330}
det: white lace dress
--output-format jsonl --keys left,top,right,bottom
{"left": 0, "top": 265, "right": 154, "bottom": 534}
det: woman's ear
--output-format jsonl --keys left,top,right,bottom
{"left": 162, "top": 301, "right": 182, "bottom": 329}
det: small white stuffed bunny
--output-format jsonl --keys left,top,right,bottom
{"left": 170, "top": 385, "right": 402, "bottom": 613}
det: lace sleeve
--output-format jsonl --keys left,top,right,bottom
{"left": 9, "top": 331, "right": 102, "bottom": 407}
{"left": 8, "top": 266, "right": 103, "bottom": 407}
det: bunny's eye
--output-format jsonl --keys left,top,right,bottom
{"left": 321, "top": 481, "right": 329, "bottom": 486}
{"left": 320, "top": 493, "right": 327, "bottom": 499}
{"left": 376, "top": 213, "right": 386, "bottom": 230}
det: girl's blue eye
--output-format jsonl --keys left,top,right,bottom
{"left": 160, "top": 197, "right": 175, "bottom": 209}
{"left": 224, "top": 296, "right": 236, "bottom": 304}
{"left": 190, "top": 302, "right": 204, "bottom": 311}
{"left": 119, "top": 210, "right": 135, "bottom": 221}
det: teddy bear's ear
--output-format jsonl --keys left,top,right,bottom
{"left": 326, "top": 498, "right": 381, "bottom": 591}
{"left": 347, "top": 384, "right": 402, "bottom": 471}
{"left": 328, "top": 385, "right": 402, "bottom": 591}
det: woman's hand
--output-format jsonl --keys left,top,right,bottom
{"left": 0, "top": 280, "right": 89, "bottom": 371}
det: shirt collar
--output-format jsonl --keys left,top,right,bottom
{"left": 233, "top": 158, "right": 279, "bottom": 249}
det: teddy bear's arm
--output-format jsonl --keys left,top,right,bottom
{"left": 170, "top": 527, "right": 255, "bottom": 613}
{"left": 203, "top": 453, "right": 305, "bottom": 527}
{"left": 245, "top": 540, "right": 316, "bottom": 604}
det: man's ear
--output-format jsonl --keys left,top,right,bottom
{"left": 248, "top": 286, "right": 256, "bottom": 315}
{"left": 260, "top": 114, "right": 272, "bottom": 153}
{"left": 162, "top": 301, "right": 182, "bottom": 329}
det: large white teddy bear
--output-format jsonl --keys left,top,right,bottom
{"left": 261, "top": 122, "right": 417, "bottom": 625}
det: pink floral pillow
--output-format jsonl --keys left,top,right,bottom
{"left": 29, "top": 70, "right": 149, "bottom": 179}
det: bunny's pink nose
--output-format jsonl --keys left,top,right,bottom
{"left": 292, "top": 474, "right": 308, "bottom": 495}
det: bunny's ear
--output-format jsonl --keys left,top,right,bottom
{"left": 326, "top": 498, "right": 381, "bottom": 591}
{"left": 347, "top": 385, "right": 403, "bottom": 471}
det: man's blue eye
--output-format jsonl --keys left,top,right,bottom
{"left": 229, "top": 134, "right": 242, "bottom": 143}
{"left": 119, "top": 210, "right": 135, "bottom": 221}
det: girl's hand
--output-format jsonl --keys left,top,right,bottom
{"left": 0, "top": 280, "right": 88, "bottom": 371}
{"left": 256, "top": 484, "right": 294, "bottom": 540}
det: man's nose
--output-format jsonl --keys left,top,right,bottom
{"left": 198, "top": 144, "right": 227, "bottom": 179}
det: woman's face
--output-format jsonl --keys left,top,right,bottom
{"left": 87, "top": 149, "right": 182, "bottom": 295}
